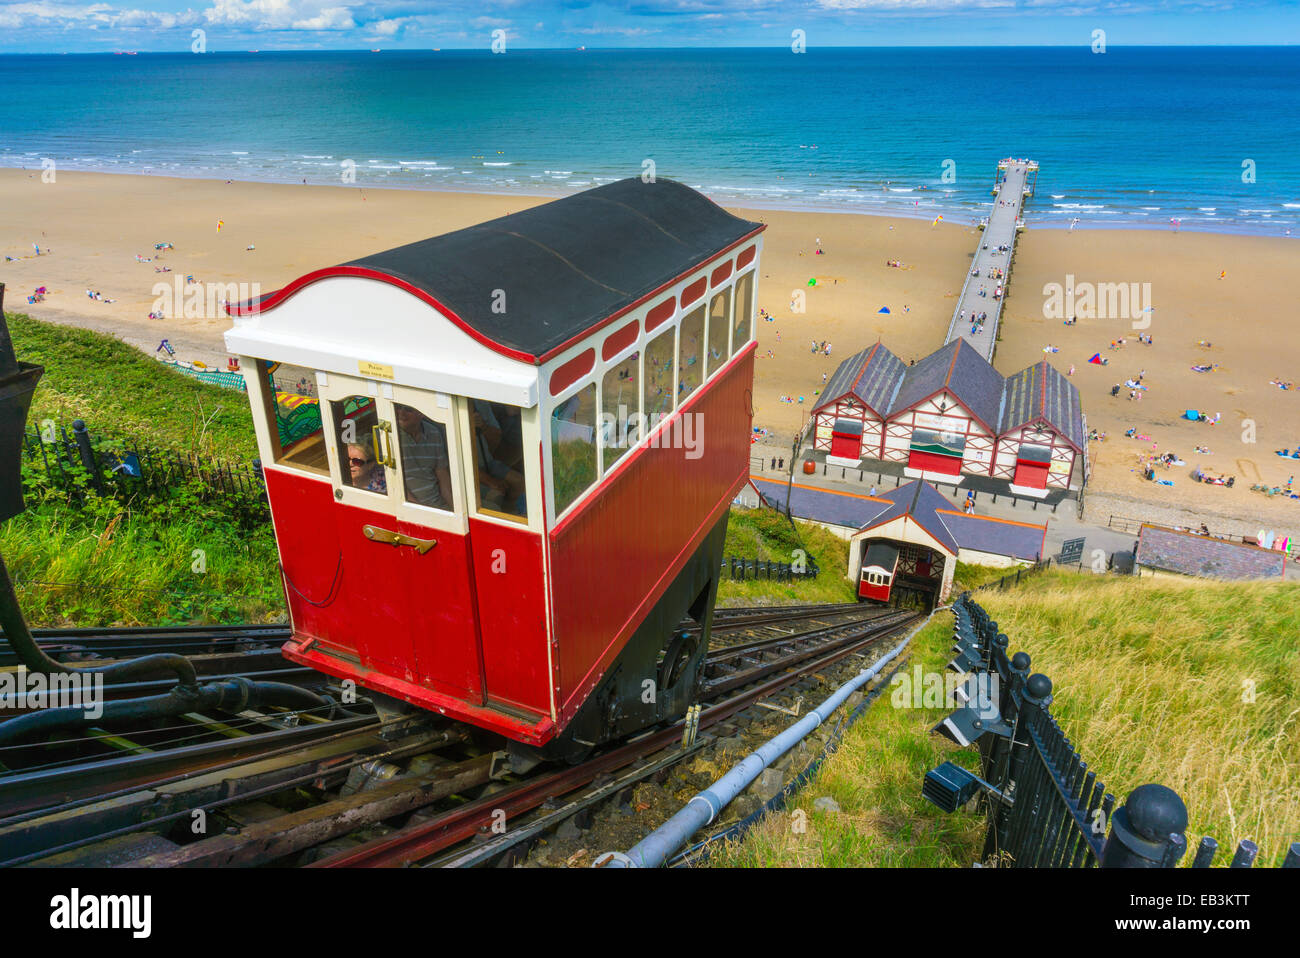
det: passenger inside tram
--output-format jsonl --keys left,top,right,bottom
{"left": 394, "top": 403, "right": 453, "bottom": 511}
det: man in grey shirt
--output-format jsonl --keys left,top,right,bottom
{"left": 395, "top": 404, "right": 453, "bottom": 511}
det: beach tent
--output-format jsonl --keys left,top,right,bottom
{"left": 878, "top": 307, "right": 890, "bottom": 314}
{"left": 1088, "top": 354, "right": 1103, "bottom": 365}
{"left": 1184, "top": 410, "right": 1201, "bottom": 421}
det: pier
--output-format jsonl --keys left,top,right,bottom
{"left": 944, "top": 158, "right": 1038, "bottom": 361}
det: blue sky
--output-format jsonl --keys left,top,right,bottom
{"left": 1, "top": 1, "right": 1297, "bottom": 52}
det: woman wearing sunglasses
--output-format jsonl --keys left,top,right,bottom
{"left": 346, "top": 435, "right": 387, "bottom": 494}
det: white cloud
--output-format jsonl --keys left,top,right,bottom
{"left": 0, "top": 1, "right": 196, "bottom": 29}
{"left": 291, "top": 6, "right": 355, "bottom": 29}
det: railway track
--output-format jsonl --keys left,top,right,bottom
{"left": 0, "top": 602, "right": 918, "bottom": 868}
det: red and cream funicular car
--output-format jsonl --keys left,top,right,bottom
{"left": 225, "top": 179, "right": 764, "bottom": 762}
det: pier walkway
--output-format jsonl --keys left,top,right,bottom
{"left": 944, "top": 158, "right": 1037, "bottom": 362}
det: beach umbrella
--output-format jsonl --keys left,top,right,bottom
{"left": 878, "top": 307, "right": 890, "bottom": 314}
{"left": 807, "top": 278, "right": 817, "bottom": 287}
{"left": 1088, "top": 354, "right": 1103, "bottom": 365}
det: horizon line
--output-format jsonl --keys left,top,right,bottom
{"left": 5, "top": 42, "right": 1300, "bottom": 55}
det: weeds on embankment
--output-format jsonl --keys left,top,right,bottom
{"left": 4, "top": 314, "right": 280, "bottom": 625}
{"left": 977, "top": 571, "right": 1300, "bottom": 865}
{"left": 7, "top": 312, "right": 259, "bottom": 459}
{"left": 718, "top": 509, "right": 856, "bottom": 606}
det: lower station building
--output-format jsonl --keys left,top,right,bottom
{"left": 810, "top": 339, "right": 1085, "bottom": 497}
{"left": 746, "top": 477, "right": 1047, "bottom": 609}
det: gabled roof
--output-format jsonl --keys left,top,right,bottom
{"left": 1000, "top": 360, "right": 1085, "bottom": 450}
{"left": 233, "top": 178, "right": 763, "bottom": 363}
{"left": 888, "top": 339, "right": 1003, "bottom": 432}
{"left": 1136, "top": 525, "right": 1286, "bottom": 579}
{"left": 755, "top": 476, "right": 1046, "bottom": 563}
{"left": 857, "top": 480, "right": 961, "bottom": 554}
{"left": 815, "top": 341, "right": 907, "bottom": 418}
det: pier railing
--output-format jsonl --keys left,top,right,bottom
{"left": 923, "top": 594, "right": 1300, "bottom": 868}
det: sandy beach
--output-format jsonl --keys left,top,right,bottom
{"left": 3, "top": 167, "right": 1298, "bottom": 531}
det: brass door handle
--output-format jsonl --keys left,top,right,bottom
{"left": 363, "top": 525, "right": 438, "bottom": 554}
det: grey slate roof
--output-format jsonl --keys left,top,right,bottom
{"left": 749, "top": 476, "right": 1046, "bottom": 563}
{"left": 1000, "top": 360, "right": 1085, "bottom": 451}
{"left": 1136, "top": 526, "right": 1286, "bottom": 580}
{"left": 816, "top": 341, "right": 907, "bottom": 417}
{"left": 858, "top": 480, "right": 961, "bottom": 554}
{"left": 888, "top": 339, "right": 1004, "bottom": 432}
{"left": 937, "top": 511, "right": 1046, "bottom": 561}
{"left": 750, "top": 478, "right": 890, "bottom": 530}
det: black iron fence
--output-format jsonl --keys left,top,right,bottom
{"left": 923, "top": 594, "right": 1300, "bottom": 867}
{"left": 20, "top": 418, "right": 268, "bottom": 522}
{"left": 976, "top": 557, "right": 1052, "bottom": 592}
{"left": 722, "top": 556, "right": 819, "bottom": 583}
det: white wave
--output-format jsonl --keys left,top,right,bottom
{"left": 1283, "top": 203, "right": 1300, "bottom": 209}
{"left": 231, "top": 151, "right": 250, "bottom": 155}
{"left": 1198, "top": 207, "right": 1217, "bottom": 212}
{"left": 1051, "top": 194, "right": 1066, "bottom": 199}
{"left": 483, "top": 161, "right": 511, "bottom": 167}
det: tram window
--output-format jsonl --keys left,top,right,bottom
{"left": 732, "top": 272, "right": 753, "bottom": 355}
{"left": 678, "top": 305, "right": 705, "bottom": 401}
{"left": 706, "top": 289, "right": 730, "bottom": 377}
{"left": 470, "top": 400, "right": 528, "bottom": 522}
{"left": 551, "top": 384, "right": 598, "bottom": 516}
{"left": 643, "top": 327, "right": 675, "bottom": 421}
{"left": 330, "top": 395, "right": 384, "bottom": 494}
{"left": 393, "top": 403, "right": 454, "bottom": 512}
{"left": 259, "top": 360, "right": 328, "bottom": 476}
{"left": 601, "top": 352, "right": 640, "bottom": 473}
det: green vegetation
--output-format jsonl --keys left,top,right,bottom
{"left": 708, "top": 613, "right": 984, "bottom": 866}
{"left": 719, "top": 507, "right": 856, "bottom": 605}
{"left": 952, "top": 560, "right": 1018, "bottom": 591}
{"left": 7, "top": 312, "right": 258, "bottom": 458}
{"left": 4, "top": 487, "right": 283, "bottom": 627}
{"left": 713, "top": 569, "right": 1300, "bottom": 867}
{"left": 977, "top": 570, "right": 1300, "bottom": 865}
{"left": 4, "top": 313, "right": 281, "bottom": 626}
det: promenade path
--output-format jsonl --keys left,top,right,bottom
{"left": 943, "top": 159, "right": 1036, "bottom": 362}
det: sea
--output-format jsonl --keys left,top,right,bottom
{"left": 2, "top": 47, "right": 1298, "bottom": 236}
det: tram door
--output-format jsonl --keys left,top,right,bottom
{"left": 318, "top": 374, "right": 484, "bottom": 703}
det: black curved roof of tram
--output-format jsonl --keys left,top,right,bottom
{"left": 342, "top": 178, "right": 763, "bottom": 359}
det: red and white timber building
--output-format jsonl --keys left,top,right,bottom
{"left": 809, "top": 340, "right": 1084, "bottom": 498}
